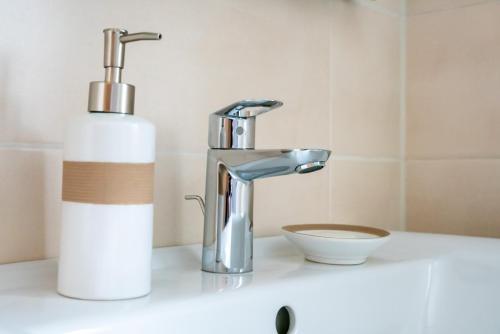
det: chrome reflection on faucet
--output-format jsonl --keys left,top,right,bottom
{"left": 201, "top": 271, "right": 253, "bottom": 293}
{"left": 186, "top": 100, "right": 331, "bottom": 274}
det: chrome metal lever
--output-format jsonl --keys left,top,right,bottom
{"left": 214, "top": 99, "right": 283, "bottom": 118}
{"left": 208, "top": 99, "right": 283, "bottom": 149}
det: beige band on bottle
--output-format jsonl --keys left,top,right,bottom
{"left": 62, "top": 161, "right": 154, "bottom": 205}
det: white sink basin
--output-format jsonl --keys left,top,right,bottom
{"left": 0, "top": 232, "right": 499, "bottom": 333}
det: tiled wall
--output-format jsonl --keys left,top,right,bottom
{"left": 406, "top": 0, "right": 500, "bottom": 237}
{"left": 0, "top": 0, "right": 403, "bottom": 264}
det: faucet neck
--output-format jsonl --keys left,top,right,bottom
{"left": 208, "top": 115, "right": 255, "bottom": 149}
{"left": 202, "top": 155, "right": 254, "bottom": 273}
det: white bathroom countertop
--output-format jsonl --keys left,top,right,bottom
{"left": 1, "top": 232, "right": 499, "bottom": 333}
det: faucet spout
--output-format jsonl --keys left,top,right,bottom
{"left": 218, "top": 149, "right": 331, "bottom": 181}
{"left": 201, "top": 148, "right": 331, "bottom": 274}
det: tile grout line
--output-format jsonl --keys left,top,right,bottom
{"left": 399, "top": 0, "right": 407, "bottom": 231}
{"left": 0, "top": 143, "right": 207, "bottom": 158}
{"left": 333, "top": 156, "right": 400, "bottom": 162}
{"left": 0, "top": 142, "right": 63, "bottom": 151}
{"left": 0, "top": 142, "right": 408, "bottom": 163}
{"left": 5, "top": 143, "right": 500, "bottom": 162}
{"left": 407, "top": 157, "right": 500, "bottom": 161}
{"left": 328, "top": 0, "right": 334, "bottom": 223}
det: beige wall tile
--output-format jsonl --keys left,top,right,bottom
{"left": 331, "top": 1, "right": 401, "bottom": 157}
{"left": 407, "top": 160, "right": 500, "bottom": 237}
{"left": 331, "top": 160, "right": 401, "bottom": 230}
{"left": 0, "top": 0, "right": 330, "bottom": 152}
{"left": 407, "top": 0, "right": 492, "bottom": 15}
{"left": 407, "top": 2, "right": 500, "bottom": 159}
{"left": 145, "top": 0, "right": 331, "bottom": 152}
{"left": 374, "top": 0, "right": 403, "bottom": 14}
{"left": 0, "top": 149, "right": 62, "bottom": 264}
{"left": 0, "top": 0, "right": 403, "bottom": 264}
{"left": 146, "top": 0, "right": 330, "bottom": 151}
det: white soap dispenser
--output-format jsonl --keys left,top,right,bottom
{"left": 58, "top": 28, "right": 161, "bottom": 300}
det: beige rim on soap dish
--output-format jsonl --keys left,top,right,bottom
{"left": 281, "top": 224, "right": 391, "bottom": 265}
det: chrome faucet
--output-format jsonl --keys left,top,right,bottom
{"left": 186, "top": 100, "right": 331, "bottom": 274}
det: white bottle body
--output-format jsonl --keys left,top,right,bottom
{"left": 58, "top": 113, "right": 155, "bottom": 300}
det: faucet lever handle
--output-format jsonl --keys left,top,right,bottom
{"left": 209, "top": 99, "right": 283, "bottom": 149}
{"left": 214, "top": 99, "right": 283, "bottom": 118}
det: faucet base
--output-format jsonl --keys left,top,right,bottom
{"left": 202, "top": 246, "right": 253, "bottom": 274}
{"left": 201, "top": 268, "right": 253, "bottom": 275}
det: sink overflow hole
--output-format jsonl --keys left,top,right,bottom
{"left": 276, "top": 306, "right": 294, "bottom": 334}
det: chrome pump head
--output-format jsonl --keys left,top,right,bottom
{"left": 88, "top": 28, "right": 162, "bottom": 115}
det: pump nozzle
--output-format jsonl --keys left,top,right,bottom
{"left": 121, "top": 32, "right": 162, "bottom": 43}
{"left": 88, "top": 28, "right": 162, "bottom": 115}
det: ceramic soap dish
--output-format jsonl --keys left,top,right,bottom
{"left": 282, "top": 224, "right": 390, "bottom": 265}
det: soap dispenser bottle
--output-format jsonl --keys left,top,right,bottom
{"left": 58, "top": 28, "right": 161, "bottom": 300}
